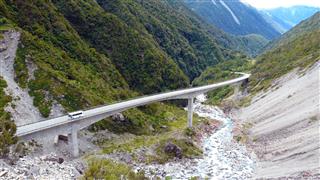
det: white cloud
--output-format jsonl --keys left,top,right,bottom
{"left": 240, "top": 0, "right": 320, "bottom": 9}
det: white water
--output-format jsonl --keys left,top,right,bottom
{"left": 190, "top": 94, "right": 256, "bottom": 179}
{"left": 135, "top": 94, "right": 256, "bottom": 179}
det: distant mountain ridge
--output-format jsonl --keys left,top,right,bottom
{"left": 184, "top": 0, "right": 281, "bottom": 40}
{"left": 259, "top": 11, "right": 292, "bottom": 34}
{"left": 263, "top": 6, "right": 320, "bottom": 27}
{"left": 263, "top": 12, "right": 320, "bottom": 52}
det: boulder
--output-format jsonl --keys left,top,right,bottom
{"left": 164, "top": 142, "right": 182, "bottom": 159}
{"left": 111, "top": 113, "right": 125, "bottom": 122}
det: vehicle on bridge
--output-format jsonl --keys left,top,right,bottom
{"left": 68, "top": 111, "right": 84, "bottom": 119}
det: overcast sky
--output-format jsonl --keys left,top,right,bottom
{"left": 240, "top": 0, "right": 320, "bottom": 9}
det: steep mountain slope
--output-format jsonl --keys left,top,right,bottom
{"left": 234, "top": 12, "right": 320, "bottom": 178}
{"left": 1, "top": 0, "right": 130, "bottom": 116}
{"left": 184, "top": 0, "right": 281, "bottom": 40}
{"left": 264, "top": 6, "right": 320, "bottom": 27}
{"left": 0, "top": 0, "right": 190, "bottom": 134}
{"left": 52, "top": 0, "right": 188, "bottom": 94}
{"left": 95, "top": 0, "right": 237, "bottom": 80}
{"left": 249, "top": 12, "right": 320, "bottom": 92}
{"left": 0, "top": 0, "right": 268, "bottom": 137}
{"left": 238, "top": 62, "right": 319, "bottom": 179}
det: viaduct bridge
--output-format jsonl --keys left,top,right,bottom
{"left": 16, "top": 73, "right": 250, "bottom": 157}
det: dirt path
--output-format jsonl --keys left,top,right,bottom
{"left": 0, "top": 31, "right": 44, "bottom": 126}
{"left": 237, "top": 62, "right": 320, "bottom": 178}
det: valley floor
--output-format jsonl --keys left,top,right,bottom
{"left": 236, "top": 62, "right": 320, "bottom": 178}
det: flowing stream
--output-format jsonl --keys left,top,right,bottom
{"left": 135, "top": 94, "right": 256, "bottom": 179}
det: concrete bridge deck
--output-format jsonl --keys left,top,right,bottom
{"left": 16, "top": 73, "right": 250, "bottom": 157}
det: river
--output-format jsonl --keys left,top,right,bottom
{"left": 135, "top": 94, "right": 256, "bottom": 179}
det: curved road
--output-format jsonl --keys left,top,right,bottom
{"left": 16, "top": 73, "right": 250, "bottom": 137}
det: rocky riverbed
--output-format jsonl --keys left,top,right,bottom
{"left": 133, "top": 94, "right": 256, "bottom": 179}
{"left": 0, "top": 153, "right": 83, "bottom": 180}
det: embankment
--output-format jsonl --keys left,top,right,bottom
{"left": 236, "top": 62, "right": 320, "bottom": 178}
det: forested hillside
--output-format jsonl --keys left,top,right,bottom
{"left": 52, "top": 0, "right": 189, "bottom": 93}
{"left": 0, "top": 0, "right": 256, "bottom": 136}
{"left": 0, "top": 0, "right": 188, "bottom": 135}
{"left": 95, "top": 0, "right": 239, "bottom": 80}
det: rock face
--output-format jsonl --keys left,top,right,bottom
{"left": 164, "top": 142, "right": 182, "bottom": 159}
{"left": 0, "top": 30, "right": 44, "bottom": 126}
{"left": 0, "top": 30, "right": 65, "bottom": 125}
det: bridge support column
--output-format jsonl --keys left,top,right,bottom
{"left": 234, "top": 83, "right": 240, "bottom": 94}
{"left": 234, "top": 83, "right": 241, "bottom": 101}
{"left": 70, "top": 126, "right": 79, "bottom": 157}
{"left": 187, "top": 97, "right": 194, "bottom": 128}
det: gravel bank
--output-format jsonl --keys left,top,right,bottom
{"left": 0, "top": 30, "right": 44, "bottom": 126}
{"left": 0, "top": 153, "right": 84, "bottom": 180}
{"left": 236, "top": 62, "right": 320, "bottom": 178}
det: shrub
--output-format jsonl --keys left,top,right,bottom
{"left": 0, "top": 77, "right": 17, "bottom": 157}
{"left": 83, "top": 158, "right": 146, "bottom": 180}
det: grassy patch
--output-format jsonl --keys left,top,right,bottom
{"left": 238, "top": 96, "right": 252, "bottom": 107}
{"left": 309, "top": 115, "right": 318, "bottom": 123}
{"left": 97, "top": 104, "right": 205, "bottom": 155}
{"left": 0, "top": 17, "right": 15, "bottom": 36}
{"left": 151, "top": 138, "right": 202, "bottom": 164}
{"left": 83, "top": 158, "right": 146, "bottom": 180}
{"left": 91, "top": 103, "right": 203, "bottom": 136}
{"left": 234, "top": 122, "right": 253, "bottom": 143}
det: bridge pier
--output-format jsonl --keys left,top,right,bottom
{"left": 70, "top": 125, "right": 79, "bottom": 157}
{"left": 234, "top": 83, "right": 240, "bottom": 98}
{"left": 187, "top": 97, "right": 194, "bottom": 128}
{"left": 233, "top": 83, "right": 243, "bottom": 101}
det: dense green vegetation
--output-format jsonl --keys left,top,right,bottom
{"left": 0, "top": 0, "right": 255, "bottom": 135}
{"left": 0, "top": 77, "right": 17, "bottom": 157}
{"left": 96, "top": 0, "right": 225, "bottom": 80}
{"left": 193, "top": 58, "right": 252, "bottom": 105}
{"left": 249, "top": 12, "right": 320, "bottom": 94}
{"left": 1, "top": 0, "right": 134, "bottom": 116}
{"left": 234, "top": 34, "right": 269, "bottom": 56}
{"left": 0, "top": 0, "right": 187, "bottom": 130}
{"left": 90, "top": 103, "right": 183, "bottom": 135}
{"left": 53, "top": 0, "right": 189, "bottom": 94}
{"left": 95, "top": 0, "right": 252, "bottom": 80}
